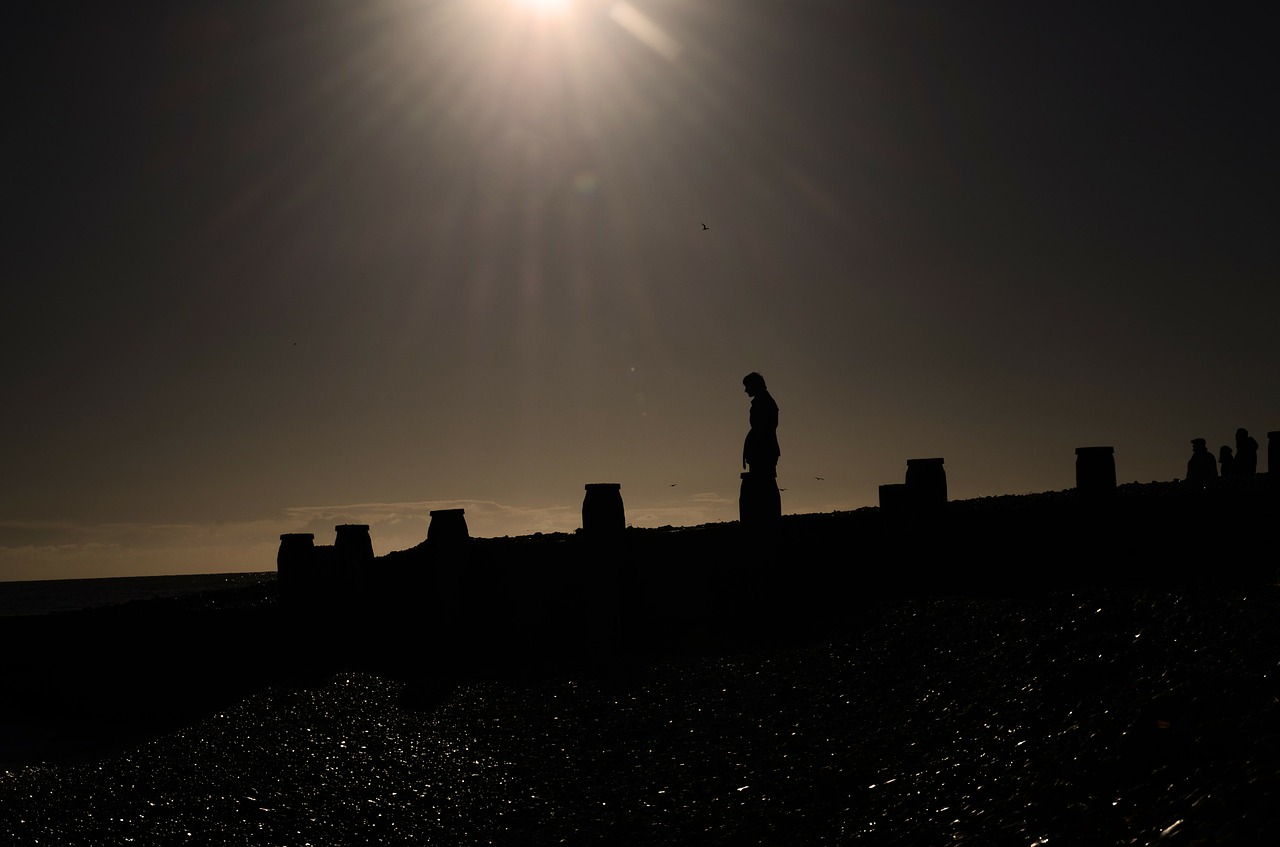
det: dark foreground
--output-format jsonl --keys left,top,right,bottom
{"left": 1, "top": 479, "right": 1277, "bottom": 845}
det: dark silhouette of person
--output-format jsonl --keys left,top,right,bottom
{"left": 1219, "top": 445, "right": 1236, "bottom": 477}
{"left": 1186, "top": 438, "right": 1217, "bottom": 484}
{"left": 1235, "top": 428, "right": 1259, "bottom": 475}
{"left": 742, "top": 372, "right": 780, "bottom": 477}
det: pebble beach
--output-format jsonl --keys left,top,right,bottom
{"left": 2, "top": 480, "right": 1277, "bottom": 845}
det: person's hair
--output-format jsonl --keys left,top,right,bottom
{"left": 743, "top": 372, "right": 766, "bottom": 391}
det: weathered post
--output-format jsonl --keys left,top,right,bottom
{"left": 1075, "top": 446, "right": 1116, "bottom": 495}
{"left": 739, "top": 471, "right": 782, "bottom": 528}
{"left": 878, "top": 483, "right": 909, "bottom": 513}
{"left": 276, "top": 532, "right": 316, "bottom": 594}
{"left": 582, "top": 483, "right": 625, "bottom": 535}
{"left": 905, "top": 457, "right": 947, "bottom": 511}
{"left": 334, "top": 524, "right": 374, "bottom": 591}
{"left": 428, "top": 508, "right": 469, "bottom": 543}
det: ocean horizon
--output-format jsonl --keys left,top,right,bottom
{"left": 2, "top": 480, "right": 1279, "bottom": 842}
{"left": 0, "top": 571, "right": 276, "bottom": 618}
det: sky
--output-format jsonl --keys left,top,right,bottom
{"left": 5, "top": 0, "right": 1277, "bottom": 581}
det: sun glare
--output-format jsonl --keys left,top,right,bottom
{"left": 510, "top": 0, "right": 571, "bottom": 15}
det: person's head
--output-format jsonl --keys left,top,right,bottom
{"left": 1236, "top": 427, "right": 1249, "bottom": 441}
{"left": 1191, "top": 438, "right": 1207, "bottom": 453}
{"left": 743, "top": 372, "right": 766, "bottom": 397}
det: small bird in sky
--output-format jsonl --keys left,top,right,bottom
{"left": 670, "top": 483, "right": 677, "bottom": 487}
{"left": 701, "top": 222, "right": 709, "bottom": 230}
{"left": 815, "top": 476, "right": 824, "bottom": 480}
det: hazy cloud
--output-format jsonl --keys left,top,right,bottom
{"left": 0, "top": 491, "right": 739, "bottom": 582}
{"left": 0, "top": 519, "right": 281, "bottom": 582}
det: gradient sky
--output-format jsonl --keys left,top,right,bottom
{"left": 6, "top": 0, "right": 1277, "bottom": 580}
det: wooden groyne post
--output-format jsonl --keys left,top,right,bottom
{"left": 905, "top": 457, "right": 947, "bottom": 511}
{"left": 1075, "top": 446, "right": 1116, "bottom": 495}
{"left": 277, "top": 533, "right": 315, "bottom": 593}
{"left": 582, "top": 483, "right": 625, "bottom": 535}
{"left": 739, "top": 471, "right": 782, "bottom": 528}
{"left": 428, "top": 508, "right": 469, "bottom": 543}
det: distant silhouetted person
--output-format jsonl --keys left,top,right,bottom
{"left": 1235, "top": 428, "right": 1259, "bottom": 475}
{"left": 1219, "top": 445, "right": 1236, "bottom": 477}
{"left": 742, "top": 372, "right": 780, "bottom": 477}
{"left": 1186, "top": 438, "right": 1216, "bottom": 484}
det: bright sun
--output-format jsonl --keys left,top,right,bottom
{"left": 511, "top": 0, "right": 571, "bottom": 14}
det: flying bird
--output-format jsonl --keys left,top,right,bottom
{"left": 701, "top": 222, "right": 709, "bottom": 230}
{"left": 815, "top": 477, "right": 824, "bottom": 480}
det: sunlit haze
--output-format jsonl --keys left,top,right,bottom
{"left": 510, "top": 0, "right": 572, "bottom": 15}
{"left": 5, "top": 0, "right": 1276, "bottom": 580}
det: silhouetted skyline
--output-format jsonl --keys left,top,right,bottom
{"left": 5, "top": 1, "right": 1277, "bottom": 579}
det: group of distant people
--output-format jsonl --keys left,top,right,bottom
{"left": 1187, "top": 427, "right": 1260, "bottom": 484}
{"left": 742, "top": 373, "right": 1260, "bottom": 494}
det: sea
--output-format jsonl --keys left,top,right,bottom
{"left": 0, "top": 571, "right": 275, "bottom": 618}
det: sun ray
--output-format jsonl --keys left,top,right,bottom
{"left": 509, "top": 0, "right": 572, "bottom": 16}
